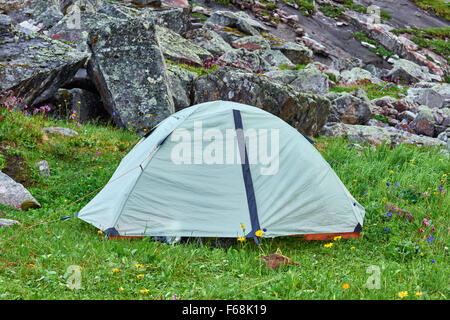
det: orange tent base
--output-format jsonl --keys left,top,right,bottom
{"left": 108, "top": 235, "right": 143, "bottom": 241}
{"left": 295, "top": 232, "right": 361, "bottom": 241}
{"left": 108, "top": 232, "right": 361, "bottom": 241}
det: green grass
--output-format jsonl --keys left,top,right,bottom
{"left": 330, "top": 82, "right": 407, "bottom": 100}
{"left": 410, "top": 0, "right": 450, "bottom": 20}
{"left": 352, "top": 31, "right": 396, "bottom": 58}
{"left": 319, "top": 5, "right": 345, "bottom": 18}
{"left": 0, "top": 104, "right": 449, "bottom": 300}
{"left": 282, "top": 0, "right": 315, "bottom": 16}
{"left": 278, "top": 64, "right": 307, "bottom": 70}
{"left": 165, "top": 59, "right": 218, "bottom": 77}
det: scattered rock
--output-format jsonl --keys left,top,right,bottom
{"left": 0, "top": 171, "right": 41, "bottom": 210}
{"left": 265, "top": 68, "right": 329, "bottom": 96}
{"left": 272, "top": 41, "right": 313, "bottom": 65}
{"left": 193, "top": 67, "right": 331, "bottom": 136}
{"left": 340, "top": 67, "right": 383, "bottom": 85}
{"left": 406, "top": 87, "right": 444, "bottom": 109}
{"left": 205, "top": 10, "right": 268, "bottom": 36}
{"left": 322, "top": 122, "right": 445, "bottom": 148}
{"left": 0, "top": 0, "right": 23, "bottom": 13}
{"left": 0, "top": 219, "right": 21, "bottom": 227}
{"left": 42, "top": 127, "right": 78, "bottom": 137}
{"left": 260, "top": 253, "right": 300, "bottom": 270}
{"left": 327, "top": 89, "right": 372, "bottom": 125}
{"left": 186, "top": 28, "right": 233, "bottom": 57}
{"left": 0, "top": 19, "right": 88, "bottom": 107}
{"left": 410, "top": 106, "right": 436, "bottom": 137}
{"left": 387, "top": 59, "right": 441, "bottom": 83}
{"left": 385, "top": 202, "right": 414, "bottom": 222}
{"left": 156, "top": 25, "right": 213, "bottom": 66}
{"left": 87, "top": 18, "right": 174, "bottom": 133}
{"left": 36, "top": 160, "right": 50, "bottom": 178}
{"left": 166, "top": 64, "right": 198, "bottom": 111}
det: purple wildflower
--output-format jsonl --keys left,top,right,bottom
{"left": 427, "top": 236, "right": 434, "bottom": 243}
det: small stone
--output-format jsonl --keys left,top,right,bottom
{"left": 36, "top": 160, "right": 50, "bottom": 178}
{"left": 0, "top": 219, "right": 20, "bottom": 227}
{"left": 42, "top": 127, "right": 78, "bottom": 137}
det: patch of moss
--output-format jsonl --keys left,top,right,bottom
{"left": 352, "top": 31, "right": 395, "bottom": 58}
{"left": 410, "top": 0, "right": 450, "bottom": 20}
{"left": 319, "top": 5, "right": 345, "bottom": 18}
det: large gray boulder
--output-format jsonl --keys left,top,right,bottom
{"left": 387, "top": 59, "right": 441, "bottom": 83}
{"left": 273, "top": 41, "right": 313, "bottom": 65}
{"left": 340, "top": 67, "right": 383, "bottom": 85}
{"left": 0, "top": 171, "right": 40, "bottom": 211}
{"left": 406, "top": 87, "right": 444, "bottom": 109}
{"left": 166, "top": 64, "right": 198, "bottom": 111}
{"left": 0, "top": 0, "right": 23, "bottom": 13}
{"left": 327, "top": 89, "right": 372, "bottom": 125}
{"left": 139, "top": 6, "right": 191, "bottom": 34}
{"left": 321, "top": 123, "right": 446, "bottom": 148}
{"left": 0, "top": 18, "right": 88, "bottom": 107}
{"left": 47, "top": 1, "right": 131, "bottom": 53}
{"left": 265, "top": 69, "right": 329, "bottom": 96}
{"left": 205, "top": 10, "right": 268, "bottom": 36}
{"left": 155, "top": 25, "right": 212, "bottom": 66}
{"left": 409, "top": 106, "right": 437, "bottom": 137}
{"left": 185, "top": 28, "right": 232, "bottom": 57}
{"left": 87, "top": 18, "right": 174, "bottom": 133}
{"left": 193, "top": 67, "right": 331, "bottom": 136}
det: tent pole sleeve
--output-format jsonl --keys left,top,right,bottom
{"left": 233, "top": 109, "right": 261, "bottom": 243}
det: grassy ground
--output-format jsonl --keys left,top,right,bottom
{"left": 410, "top": 0, "right": 450, "bottom": 20}
{"left": 0, "top": 103, "right": 448, "bottom": 300}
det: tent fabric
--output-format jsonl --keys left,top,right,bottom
{"left": 77, "top": 100, "right": 365, "bottom": 238}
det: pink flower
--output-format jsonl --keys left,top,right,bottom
{"left": 423, "top": 218, "right": 430, "bottom": 226}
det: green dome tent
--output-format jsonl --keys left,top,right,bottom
{"left": 77, "top": 101, "right": 365, "bottom": 241}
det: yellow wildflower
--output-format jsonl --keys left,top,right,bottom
{"left": 135, "top": 264, "right": 144, "bottom": 269}
{"left": 350, "top": 246, "right": 355, "bottom": 250}
{"left": 274, "top": 291, "right": 278, "bottom": 297}
{"left": 79, "top": 267, "right": 83, "bottom": 271}
{"left": 97, "top": 230, "right": 103, "bottom": 235}
{"left": 237, "top": 237, "right": 246, "bottom": 242}
{"left": 137, "top": 274, "right": 145, "bottom": 280}
{"left": 113, "top": 268, "right": 120, "bottom": 273}
{"left": 443, "top": 174, "right": 447, "bottom": 178}
{"left": 119, "top": 287, "right": 125, "bottom": 291}
{"left": 410, "top": 163, "right": 415, "bottom": 167}
{"left": 398, "top": 291, "right": 408, "bottom": 299}
{"left": 415, "top": 291, "right": 423, "bottom": 297}
{"left": 342, "top": 283, "right": 350, "bottom": 290}
{"left": 255, "top": 229, "right": 264, "bottom": 237}
{"left": 389, "top": 170, "right": 394, "bottom": 174}
{"left": 140, "top": 289, "right": 149, "bottom": 294}
{"left": 333, "top": 236, "right": 342, "bottom": 241}
{"left": 409, "top": 159, "right": 414, "bottom": 162}
{"left": 353, "top": 179, "right": 358, "bottom": 182}
{"left": 324, "top": 243, "right": 333, "bottom": 248}
{"left": 240, "top": 223, "right": 245, "bottom": 229}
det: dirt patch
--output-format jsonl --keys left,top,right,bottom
{"left": 0, "top": 142, "right": 36, "bottom": 187}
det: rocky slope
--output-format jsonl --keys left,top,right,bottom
{"left": 0, "top": 0, "right": 448, "bottom": 143}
